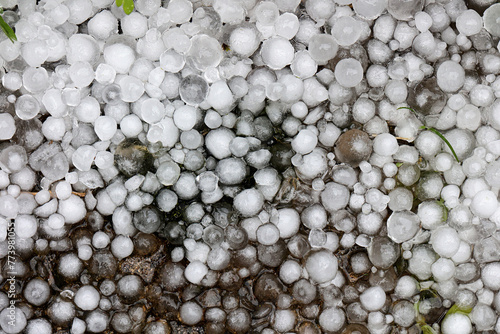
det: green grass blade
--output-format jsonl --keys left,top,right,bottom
{"left": 116, "top": 0, "right": 124, "bottom": 7}
{"left": 421, "top": 126, "right": 460, "bottom": 163}
{"left": 398, "top": 106, "right": 417, "bottom": 114}
{"left": 0, "top": 16, "right": 17, "bottom": 43}
{"left": 123, "top": 0, "right": 134, "bottom": 14}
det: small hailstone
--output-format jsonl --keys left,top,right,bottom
{"left": 373, "top": 133, "right": 399, "bottom": 156}
{"left": 441, "top": 313, "right": 472, "bottom": 334}
{"left": 55, "top": 181, "right": 72, "bottom": 200}
{"left": 261, "top": 37, "right": 295, "bottom": 70}
{"left": 470, "top": 190, "right": 498, "bottom": 219}
{"left": 94, "top": 116, "right": 117, "bottom": 141}
{"left": 15, "top": 215, "right": 37, "bottom": 238}
{"left": 305, "top": 250, "right": 338, "bottom": 284}
{"left": 279, "top": 260, "right": 302, "bottom": 285}
{"left": 430, "top": 226, "right": 460, "bottom": 258}
{"left": 74, "top": 285, "right": 100, "bottom": 311}
{"left": 78, "top": 244, "right": 93, "bottom": 261}
{"left": 48, "top": 213, "right": 65, "bottom": 230}
{"left": 292, "top": 129, "right": 318, "bottom": 155}
{"left": 92, "top": 231, "right": 111, "bottom": 249}
{"left": 184, "top": 261, "right": 208, "bottom": 284}
{"left": 481, "top": 262, "right": 500, "bottom": 291}
{"left": 455, "top": 10, "right": 482, "bottom": 36}
{"left": 334, "top": 58, "right": 363, "bottom": 88}
{"left": 360, "top": 286, "right": 386, "bottom": 311}
{"left": 111, "top": 235, "right": 134, "bottom": 259}
{"left": 0, "top": 114, "right": 16, "bottom": 140}
{"left": 179, "top": 302, "right": 203, "bottom": 325}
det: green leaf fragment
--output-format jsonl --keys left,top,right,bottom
{"left": 116, "top": 0, "right": 124, "bottom": 7}
{"left": 421, "top": 126, "right": 460, "bottom": 163}
{"left": 123, "top": 0, "right": 134, "bottom": 15}
{"left": 421, "top": 325, "right": 437, "bottom": 334}
{"left": 0, "top": 15, "right": 17, "bottom": 43}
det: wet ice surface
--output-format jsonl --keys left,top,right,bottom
{"left": 1, "top": 0, "right": 500, "bottom": 333}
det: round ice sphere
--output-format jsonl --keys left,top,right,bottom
{"left": 168, "top": 0, "right": 193, "bottom": 24}
{"left": 43, "top": 89, "right": 67, "bottom": 118}
{"left": 441, "top": 313, "right": 472, "bottom": 334}
{"left": 332, "top": 16, "right": 361, "bottom": 46}
{"left": 305, "top": 250, "right": 338, "bottom": 284}
{"left": 72, "top": 145, "right": 97, "bottom": 171}
{"left": 23, "top": 67, "right": 49, "bottom": 94}
{"left": 233, "top": 188, "right": 264, "bottom": 217}
{"left": 94, "top": 116, "right": 117, "bottom": 141}
{"left": 15, "top": 215, "right": 37, "bottom": 238}
{"left": 74, "top": 285, "right": 100, "bottom": 311}
{"left": 228, "top": 25, "right": 260, "bottom": 57}
{"left": 482, "top": 262, "right": 500, "bottom": 290}
{"left": 141, "top": 98, "right": 165, "bottom": 124}
{"left": 430, "top": 226, "right": 460, "bottom": 258}
{"left": 21, "top": 40, "right": 49, "bottom": 68}
{"left": 484, "top": 4, "right": 500, "bottom": 37}
{"left": 69, "top": 61, "right": 95, "bottom": 88}
{"left": 119, "top": 76, "right": 145, "bottom": 103}
{"left": 257, "top": 223, "right": 280, "bottom": 246}
{"left": 308, "top": 34, "right": 338, "bottom": 64}
{"left": 275, "top": 13, "right": 299, "bottom": 40}
{"left": 373, "top": 133, "right": 399, "bottom": 156}
{"left": 353, "top": 0, "right": 387, "bottom": 19}
{"left": 437, "top": 61, "right": 465, "bottom": 93}
{"left": 456, "top": 10, "right": 482, "bottom": 36}
{"left": 334, "top": 58, "right": 363, "bottom": 88}
{"left": 2, "top": 72, "right": 22, "bottom": 91}
{"left": 120, "top": 114, "right": 143, "bottom": 138}
{"left": 104, "top": 43, "right": 136, "bottom": 74}
{"left": 188, "top": 34, "right": 223, "bottom": 70}
{"left": 15, "top": 94, "right": 40, "bottom": 120}
{"left": 261, "top": 37, "right": 294, "bottom": 70}
{"left": 179, "top": 75, "right": 209, "bottom": 105}
{"left": 292, "top": 129, "right": 318, "bottom": 155}
{"left": 88, "top": 10, "right": 117, "bottom": 40}
{"left": 95, "top": 63, "right": 116, "bottom": 85}
{"left": 290, "top": 51, "right": 317, "bottom": 79}
{"left": 156, "top": 161, "right": 181, "bottom": 186}
{"left": 0, "top": 114, "right": 16, "bottom": 140}
{"left": 173, "top": 105, "right": 197, "bottom": 131}
{"left": 48, "top": 213, "right": 65, "bottom": 230}
{"left": 121, "top": 12, "right": 148, "bottom": 39}
{"left": 160, "top": 49, "right": 185, "bottom": 73}
{"left": 471, "top": 190, "right": 498, "bottom": 219}
{"left": 360, "top": 286, "right": 386, "bottom": 311}
{"left": 387, "top": 211, "right": 420, "bottom": 243}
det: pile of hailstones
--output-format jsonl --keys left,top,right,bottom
{"left": 1, "top": 0, "right": 500, "bottom": 333}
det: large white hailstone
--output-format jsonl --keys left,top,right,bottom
{"left": 58, "top": 195, "right": 86, "bottom": 224}
{"left": 14, "top": 215, "right": 37, "bottom": 239}
{"left": 272, "top": 309, "right": 296, "bottom": 332}
{"left": 431, "top": 258, "right": 456, "bottom": 282}
{"left": 0, "top": 307, "right": 27, "bottom": 333}
{"left": 394, "top": 276, "right": 419, "bottom": 299}
{"left": 104, "top": 43, "right": 136, "bottom": 74}
{"left": 360, "top": 286, "right": 386, "bottom": 311}
{"left": 430, "top": 226, "right": 460, "bottom": 258}
{"left": 261, "top": 37, "right": 295, "bottom": 70}
{"left": 334, "top": 58, "right": 363, "bottom": 88}
{"left": 436, "top": 61, "right": 465, "bottom": 93}
{"left": 318, "top": 307, "right": 345, "bottom": 332}
{"left": 441, "top": 313, "right": 472, "bottom": 334}
{"left": 305, "top": 250, "right": 338, "bottom": 284}
{"left": 272, "top": 208, "right": 300, "bottom": 239}
{"left": 74, "top": 285, "right": 100, "bottom": 311}
{"left": 470, "top": 190, "right": 498, "bottom": 218}
{"left": 110, "top": 235, "right": 134, "bottom": 260}
{"left": 229, "top": 26, "right": 260, "bottom": 57}
{"left": 184, "top": 261, "right": 208, "bottom": 284}
{"left": 279, "top": 260, "right": 302, "bottom": 285}
{"left": 456, "top": 9, "right": 482, "bottom": 36}
{"left": 373, "top": 133, "right": 399, "bottom": 156}
{"left": 0, "top": 114, "right": 16, "bottom": 140}
{"left": 233, "top": 189, "right": 264, "bottom": 217}
{"left": 205, "top": 128, "right": 236, "bottom": 160}
{"left": 292, "top": 129, "right": 318, "bottom": 155}
{"left": 88, "top": 10, "right": 117, "bottom": 40}
{"left": 173, "top": 105, "right": 197, "bottom": 131}
{"left": 206, "top": 81, "right": 235, "bottom": 113}
{"left": 179, "top": 302, "right": 203, "bottom": 325}
{"left": 320, "top": 182, "right": 350, "bottom": 213}
{"left": 481, "top": 262, "right": 500, "bottom": 290}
